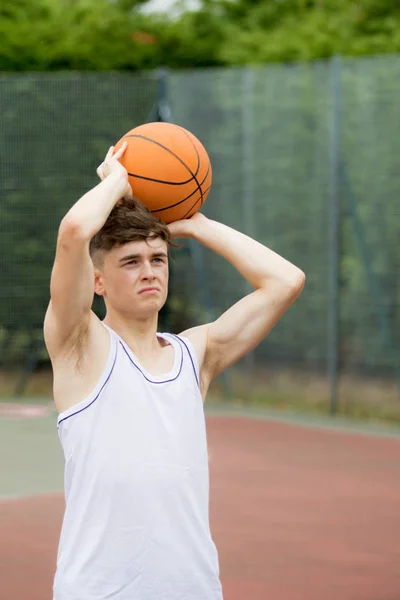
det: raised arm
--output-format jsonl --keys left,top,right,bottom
{"left": 44, "top": 144, "right": 131, "bottom": 355}
{"left": 169, "top": 213, "right": 305, "bottom": 388}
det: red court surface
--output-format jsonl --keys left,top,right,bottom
{"left": 1, "top": 415, "right": 400, "bottom": 599}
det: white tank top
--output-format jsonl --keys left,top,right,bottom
{"left": 54, "top": 324, "right": 222, "bottom": 600}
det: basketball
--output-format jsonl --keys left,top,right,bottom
{"left": 114, "top": 122, "right": 212, "bottom": 223}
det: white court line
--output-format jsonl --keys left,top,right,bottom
{"left": 0, "top": 490, "right": 63, "bottom": 504}
{"left": 0, "top": 402, "right": 55, "bottom": 419}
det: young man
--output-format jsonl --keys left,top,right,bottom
{"left": 44, "top": 143, "right": 305, "bottom": 600}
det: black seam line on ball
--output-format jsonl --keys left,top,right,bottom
{"left": 180, "top": 183, "right": 212, "bottom": 220}
{"left": 124, "top": 134, "right": 201, "bottom": 186}
{"left": 151, "top": 165, "right": 211, "bottom": 213}
{"left": 174, "top": 126, "right": 201, "bottom": 178}
{"left": 173, "top": 126, "right": 204, "bottom": 206}
{"left": 127, "top": 172, "right": 192, "bottom": 185}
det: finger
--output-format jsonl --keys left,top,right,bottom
{"left": 105, "top": 146, "right": 114, "bottom": 161}
{"left": 96, "top": 163, "right": 105, "bottom": 180}
{"left": 114, "top": 141, "right": 128, "bottom": 159}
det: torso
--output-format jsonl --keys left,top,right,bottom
{"left": 47, "top": 311, "right": 209, "bottom": 414}
{"left": 53, "top": 322, "right": 222, "bottom": 599}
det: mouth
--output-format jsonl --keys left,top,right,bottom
{"left": 138, "top": 287, "right": 160, "bottom": 295}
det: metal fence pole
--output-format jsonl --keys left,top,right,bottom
{"left": 148, "top": 67, "right": 172, "bottom": 123}
{"left": 242, "top": 67, "right": 256, "bottom": 239}
{"left": 328, "top": 56, "right": 341, "bottom": 415}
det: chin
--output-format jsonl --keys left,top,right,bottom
{"left": 136, "top": 300, "right": 164, "bottom": 318}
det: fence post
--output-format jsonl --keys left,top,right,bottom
{"left": 148, "top": 67, "right": 172, "bottom": 123}
{"left": 328, "top": 55, "right": 341, "bottom": 415}
{"left": 242, "top": 67, "right": 256, "bottom": 240}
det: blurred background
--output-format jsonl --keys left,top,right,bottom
{"left": 1, "top": 2, "right": 400, "bottom": 600}
{"left": 1, "top": 0, "right": 399, "bottom": 422}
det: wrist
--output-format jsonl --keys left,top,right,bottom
{"left": 103, "top": 170, "right": 128, "bottom": 197}
{"left": 188, "top": 212, "right": 209, "bottom": 236}
{"left": 168, "top": 213, "right": 211, "bottom": 240}
{"left": 190, "top": 214, "right": 213, "bottom": 242}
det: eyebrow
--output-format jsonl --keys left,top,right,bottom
{"left": 118, "top": 252, "right": 168, "bottom": 264}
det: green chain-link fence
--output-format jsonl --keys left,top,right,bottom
{"left": 1, "top": 57, "right": 399, "bottom": 415}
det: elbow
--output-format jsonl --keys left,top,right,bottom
{"left": 58, "top": 215, "right": 90, "bottom": 242}
{"left": 272, "top": 269, "right": 305, "bottom": 300}
{"left": 260, "top": 269, "right": 305, "bottom": 301}
{"left": 289, "top": 269, "right": 306, "bottom": 298}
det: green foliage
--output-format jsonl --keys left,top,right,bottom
{"left": 1, "top": 0, "right": 400, "bottom": 71}
{"left": 0, "top": 0, "right": 163, "bottom": 71}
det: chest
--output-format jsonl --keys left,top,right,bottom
{"left": 63, "top": 358, "right": 205, "bottom": 462}
{"left": 132, "top": 343, "right": 175, "bottom": 376}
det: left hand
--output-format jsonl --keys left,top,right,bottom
{"left": 168, "top": 212, "right": 208, "bottom": 239}
{"left": 96, "top": 142, "right": 133, "bottom": 201}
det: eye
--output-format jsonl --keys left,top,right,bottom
{"left": 152, "top": 258, "right": 164, "bottom": 263}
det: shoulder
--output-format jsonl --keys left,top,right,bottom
{"left": 178, "top": 325, "right": 208, "bottom": 364}
{"left": 46, "top": 312, "right": 112, "bottom": 414}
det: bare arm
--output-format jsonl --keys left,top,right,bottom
{"left": 170, "top": 214, "right": 305, "bottom": 385}
{"left": 44, "top": 145, "right": 131, "bottom": 354}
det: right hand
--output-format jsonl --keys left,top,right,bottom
{"left": 97, "top": 142, "right": 133, "bottom": 200}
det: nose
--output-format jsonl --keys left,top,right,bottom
{"left": 140, "top": 261, "right": 155, "bottom": 280}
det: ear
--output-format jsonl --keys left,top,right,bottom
{"left": 94, "top": 268, "right": 105, "bottom": 297}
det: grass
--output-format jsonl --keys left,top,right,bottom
{"left": 209, "top": 367, "right": 400, "bottom": 426}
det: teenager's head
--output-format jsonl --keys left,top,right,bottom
{"left": 90, "top": 199, "right": 171, "bottom": 320}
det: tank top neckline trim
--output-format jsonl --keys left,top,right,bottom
{"left": 56, "top": 325, "right": 186, "bottom": 428}
{"left": 103, "top": 323, "right": 183, "bottom": 384}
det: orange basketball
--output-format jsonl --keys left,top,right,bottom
{"left": 114, "top": 122, "right": 212, "bottom": 223}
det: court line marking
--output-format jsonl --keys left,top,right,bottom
{"left": 0, "top": 490, "right": 63, "bottom": 504}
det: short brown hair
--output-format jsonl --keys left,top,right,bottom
{"left": 89, "top": 198, "right": 171, "bottom": 265}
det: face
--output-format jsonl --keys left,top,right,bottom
{"left": 94, "top": 238, "right": 169, "bottom": 319}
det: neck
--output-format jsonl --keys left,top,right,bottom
{"left": 103, "top": 309, "right": 161, "bottom": 356}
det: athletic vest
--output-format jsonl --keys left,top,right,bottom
{"left": 53, "top": 324, "right": 222, "bottom": 600}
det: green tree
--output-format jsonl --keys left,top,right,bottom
{"left": 2, "top": 0, "right": 400, "bottom": 72}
